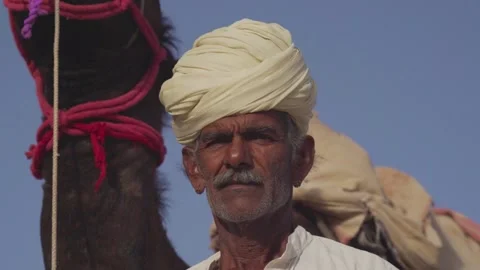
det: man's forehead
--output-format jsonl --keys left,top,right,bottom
{"left": 201, "top": 111, "right": 286, "bottom": 133}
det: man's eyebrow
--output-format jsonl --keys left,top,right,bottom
{"left": 242, "top": 126, "right": 279, "bottom": 135}
{"left": 199, "top": 131, "right": 232, "bottom": 142}
{"left": 199, "top": 126, "right": 281, "bottom": 142}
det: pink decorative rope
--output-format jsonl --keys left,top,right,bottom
{"left": 21, "top": 0, "right": 47, "bottom": 39}
{"left": 6, "top": 0, "right": 169, "bottom": 192}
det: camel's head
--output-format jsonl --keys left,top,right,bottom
{"left": 6, "top": 0, "right": 175, "bottom": 70}
{"left": 5, "top": 0, "right": 177, "bottom": 115}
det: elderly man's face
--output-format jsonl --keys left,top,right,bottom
{"left": 182, "top": 111, "right": 314, "bottom": 223}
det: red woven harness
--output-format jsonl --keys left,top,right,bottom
{"left": 4, "top": 0, "right": 168, "bottom": 191}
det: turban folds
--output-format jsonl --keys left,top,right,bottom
{"left": 159, "top": 19, "right": 317, "bottom": 145}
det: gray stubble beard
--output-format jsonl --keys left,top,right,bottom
{"left": 204, "top": 160, "right": 293, "bottom": 223}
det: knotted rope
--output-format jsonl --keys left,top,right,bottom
{"left": 21, "top": 0, "right": 46, "bottom": 38}
{"left": 25, "top": 69, "right": 167, "bottom": 192}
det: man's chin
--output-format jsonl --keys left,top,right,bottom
{"left": 217, "top": 212, "right": 264, "bottom": 223}
{"left": 214, "top": 201, "right": 269, "bottom": 223}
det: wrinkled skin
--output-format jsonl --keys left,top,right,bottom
{"left": 182, "top": 112, "right": 313, "bottom": 221}
{"left": 8, "top": 0, "right": 188, "bottom": 269}
{"left": 191, "top": 112, "right": 297, "bottom": 222}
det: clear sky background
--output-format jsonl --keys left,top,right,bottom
{"left": 1, "top": 1, "right": 478, "bottom": 269}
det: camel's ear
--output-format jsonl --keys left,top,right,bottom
{"left": 182, "top": 146, "right": 206, "bottom": 194}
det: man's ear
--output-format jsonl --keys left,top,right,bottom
{"left": 292, "top": 135, "right": 315, "bottom": 187}
{"left": 182, "top": 146, "right": 206, "bottom": 194}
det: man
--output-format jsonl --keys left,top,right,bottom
{"left": 160, "top": 18, "right": 398, "bottom": 270}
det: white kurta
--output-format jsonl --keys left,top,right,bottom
{"left": 189, "top": 226, "right": 399, "bottom": 270}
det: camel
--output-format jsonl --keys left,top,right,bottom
{"left": 4, "top": 0, "right": 189, "bottom": 269}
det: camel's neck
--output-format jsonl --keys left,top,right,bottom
{"left": 9, "top": 11, "right": 187, "bottom": 269}
{"left": 37, "top": 54, "right": 186, "bottom": 268}
{"left": 36, "top": 49, "right": 186, "bottom": 269}
{"left": 40, "top": 135, "right": 189, "bottom": 269}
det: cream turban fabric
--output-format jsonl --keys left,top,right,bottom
{"left": 159, "top": 19, "right": 317, "bottom": 145}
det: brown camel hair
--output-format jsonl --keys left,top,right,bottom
{"left": 9, "top": 0, "right": 189, "bottom": 269}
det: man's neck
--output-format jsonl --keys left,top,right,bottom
{"left": 214, "top": 204, "right": 294, "bottom": 270}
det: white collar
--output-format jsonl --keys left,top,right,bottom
{"left": 198, "top": 226, "right": 313, "bottom": 269}
{"left": 265, "top": 226, "right": 313, "bottom": 268}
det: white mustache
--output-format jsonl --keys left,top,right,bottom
{"left": 212, "top": 169, "right": 263, "bottom": 189}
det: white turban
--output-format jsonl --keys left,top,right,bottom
{"left": 159, "top": 18, "right": 317, "bottom": 145}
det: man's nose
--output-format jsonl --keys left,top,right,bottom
{"left": 224, "top": 135, "right": 252, "bottom": 170}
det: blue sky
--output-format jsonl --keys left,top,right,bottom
{"left": 1, "top": 1, "right": 478, "bottom": 268}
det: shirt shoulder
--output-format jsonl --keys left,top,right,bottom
{"left": 297, "top": 235, "right": 399, "bottom": 270}
{"left": 187, "top": 252, "right": 220, "bottom": 270}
